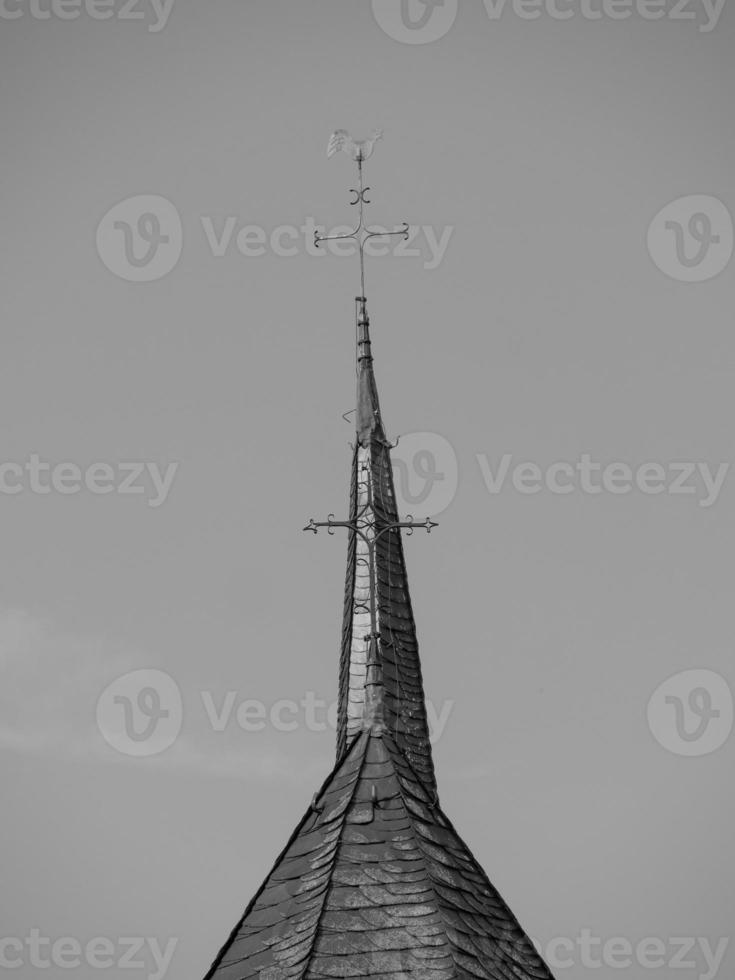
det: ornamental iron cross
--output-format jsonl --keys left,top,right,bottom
{"left": 304, "top": 463, "right": 437, "bottom": 653}
{"left": 317, "top": 129, "right": 409, "bottom": 300}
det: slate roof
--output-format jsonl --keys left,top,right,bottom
{"left": 203, "top": 301, "right": 555, "bottom": 980}
{"left": 336, "top": 436, "right": 436, "bottom": 794}
{"left": 205, "top": 728, "right": 554, "bottom": 980}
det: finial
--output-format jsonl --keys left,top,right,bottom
{"left": 316, "top": 128, "right": 408, "bottom": 303}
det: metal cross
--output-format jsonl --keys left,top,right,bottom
{"left": 304, "top": 463, "right": 437, "bottom": 652}
{"left": 315, "top": 154, "right": 409, "bottom": 300}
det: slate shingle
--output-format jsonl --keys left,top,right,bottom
{"left": 205, "top": 731, "right": 554, "bottom": 980}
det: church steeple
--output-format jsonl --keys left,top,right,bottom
{"left": 202, "top": 133, "right": 557, "bottom": 980}
{"left": 308, "top": 161, "right": 438, "bottom": 792}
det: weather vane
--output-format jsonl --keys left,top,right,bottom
{"left": 316, "top": 128, "right": 409, "bottom": 302}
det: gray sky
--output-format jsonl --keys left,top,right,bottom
{"left": 1, "top": 2, "right": 734, "bottom": 979}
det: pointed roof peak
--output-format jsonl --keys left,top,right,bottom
{"left": 205, "top": 728, "right": 554, "bottom": 980}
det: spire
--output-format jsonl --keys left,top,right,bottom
{"left": 201, "top": 132, "right": 558, "bottom": 980}
{"left": 308, "top": 143, "right": 439, "bottom": 791}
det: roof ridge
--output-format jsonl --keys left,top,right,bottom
{"left": 381, "top": 735, "right": 554, "bottom": 980}
{"left": 364, "top": 736, "right": 462, "bottom": 979}
{"left": 301, "top": 734, "right": 372, "bottom": 980}
{"left": 202, "top": 734, "right": 369, "bottom": 980}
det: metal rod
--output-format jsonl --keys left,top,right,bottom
{"left": 314, "top": 154, "right": 409, "bottom": 303}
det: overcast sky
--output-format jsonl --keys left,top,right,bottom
{"left": 1, "top": 2, "right": 734, "bottom": 979}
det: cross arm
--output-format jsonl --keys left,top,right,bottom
{"left": 374, "top": 517, "right": 439, "bottom": 539}
{"left": 303, "top": 515, "right": 438, "bottom": 538}
{"left": 303, "top": 515, "right": 355, "bottom": 535}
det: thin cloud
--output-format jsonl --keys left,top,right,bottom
{"left": 0, "top": 609, "right": 327, "bottom": 784}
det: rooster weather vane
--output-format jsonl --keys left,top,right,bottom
{"left": 317, "top": 129, "right": 409, "bottom": 299}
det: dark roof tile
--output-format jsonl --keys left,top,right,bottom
{"left": 205, "top": 733, "right": 554, "bottom": 980}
